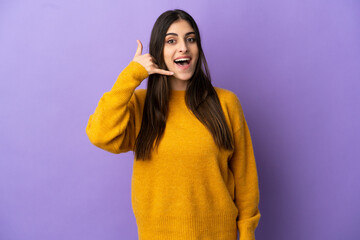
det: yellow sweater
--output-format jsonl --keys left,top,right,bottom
{"left": 86, "top": 61, "right": 261, "bottom": 240}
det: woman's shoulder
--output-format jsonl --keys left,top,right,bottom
{"left": 134, "top": 88, "right": 147, "bottom": 96}
{"left": 214, "top": 86, "right": 241, "bottom": 104}
{"left": 129, "top": 88, "right": 147, "bottom": 106}
{"left": 214, "top": 86, "right": 244, "bottom": 115}
{"left": 133, "top": 88, "right": 147, "bottom": 99}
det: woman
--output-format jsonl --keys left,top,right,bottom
{"left": 86, "top": 9, "right": 261, "bottom": 240}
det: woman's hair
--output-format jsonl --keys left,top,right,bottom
{"left": 134, "top": 9, "right": 234, "bottom": 160}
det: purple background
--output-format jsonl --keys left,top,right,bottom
{"left": 1, "top": 0, "right": 359, "bottom": 239}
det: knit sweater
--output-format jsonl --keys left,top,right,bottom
{"left": 85, "top": 61, "right": 261, "bottom": 240}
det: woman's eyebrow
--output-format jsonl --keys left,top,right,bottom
{"left": 165, "top": 31, "right": 195, "bottom": 37}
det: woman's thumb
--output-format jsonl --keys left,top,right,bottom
{"left": 134, "top": 40, "right": 143, "bottom": 57}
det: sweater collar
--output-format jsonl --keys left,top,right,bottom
{"left": 169, "top": 89, "right": 186, "bottom": 100}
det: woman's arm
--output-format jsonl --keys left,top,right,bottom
{"left": 85, "top": 61, "right": 149, "bottom": 154}
{"left": 85, "top": 40, "right": 173, "bottom": 154}
{"left": 228, "top": 95, "right": 261, "bottom": 240}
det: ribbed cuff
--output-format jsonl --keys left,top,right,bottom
{"left": 238, "top": 224, "right": 255, "bottom": 240}
{"left": 237, "top": 217, "right": 260, "bottom": 240}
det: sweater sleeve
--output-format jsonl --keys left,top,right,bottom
{"left": 85, "top": 61, "right": 149, "bottom": 154}
{"left": 228, "top": 96, "right": 261, "bottom": 240}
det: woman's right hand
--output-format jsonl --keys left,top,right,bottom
{"left": 132, "top": 40, "right": 174, "bottom": 76}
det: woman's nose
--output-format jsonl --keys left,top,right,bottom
{"left": 179, "top": 39, "right": 188, "bottom": 52}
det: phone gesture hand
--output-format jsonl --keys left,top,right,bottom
{"left": 132, "top": 40, "right": 174, "bottom": 76}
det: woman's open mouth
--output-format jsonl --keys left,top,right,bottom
{"left": 174, "top": 58, "right": 191, "bottom": 70}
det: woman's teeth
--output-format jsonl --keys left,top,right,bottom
{"left": 174, "top": 59, "right": 190, "bottom": 65}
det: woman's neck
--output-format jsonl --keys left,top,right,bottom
{"left": 169, "top": 76, "right": 188, "bottom": 91}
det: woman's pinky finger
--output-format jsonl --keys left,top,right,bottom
{"left": 157, "top": 69, "right": 174, "bottom": 75}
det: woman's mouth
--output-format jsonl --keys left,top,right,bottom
{"left": 174, "top": 58, "right": 191, "bottom": 70}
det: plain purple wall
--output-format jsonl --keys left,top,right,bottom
{"left": 1, "top": 0, "right": 359, "bottom": 239}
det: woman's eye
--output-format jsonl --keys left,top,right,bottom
{"left": 166, "top": 38, "right": 195, "bottom": 44}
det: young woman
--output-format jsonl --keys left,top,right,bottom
{"left": 86, "top": 9, "right": 261, "bottom": 240}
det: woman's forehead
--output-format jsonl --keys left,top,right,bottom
{"left": 166, "top": 20, "right": 194, "bottom": 34}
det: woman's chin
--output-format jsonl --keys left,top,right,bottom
{"left": 171, "top": 72, "right": 193, "bottom": 81}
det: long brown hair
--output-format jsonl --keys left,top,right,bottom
{"left": 134, "top": 9, "right": 234, "bottom": 160}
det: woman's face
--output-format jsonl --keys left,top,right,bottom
{"left": 163, "top": 19, "right": 199, "bottom": 83}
